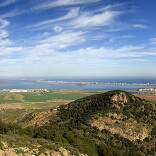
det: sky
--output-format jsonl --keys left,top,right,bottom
{"left": 0, "top": 0, "right": 156, "bottom": 78}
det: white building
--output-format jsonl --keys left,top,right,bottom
{"left": 9, "top": 89, "right": 28, "bottom": 93}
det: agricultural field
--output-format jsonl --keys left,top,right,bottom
{"left": 0, "top": 90, "right": 96, "bottom": 125}
{"left": 137, "top": 93, "right": 156, "bottom": 104}
{"left": 0, "top": 90, "right": 155, "bottom": 127}
{"left": 0, "top": 90, "right": 155, "bottom": 109}
{"left": 0, "top": 90, "right": 95, "bottom": 109}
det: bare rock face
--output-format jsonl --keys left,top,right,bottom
{"left": 22, "top": 110, "right": 55, "bottom": 127}
{"left": 47, "top": 147, "right": 87, "bottom": 156}
{"left": 0, "top": 149, "right": 32, "bottom": 156}
{"left": 111, "top": 92, "right": 128, "bottom": 104}
{"left": 0, "top": 147, "right": 86, "bottom": 156}
{"left": 91, "top": 115, "right": 150, "bottom": 141}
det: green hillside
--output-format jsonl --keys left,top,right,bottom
{"left": 0, "top": 90, "right": 155, "bottom": 156}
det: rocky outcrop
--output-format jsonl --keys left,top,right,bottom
{"left": 0, "top": 149, "right": 32, "bottom": 156}
{"left": 111, "top": 92, "right": 128, "bottom": 104}
{"left": 0, "top": 147, "right": 86, "bottom": 156}
{"left": 22, "top": 110, "right": 55, "bottom": 127}
{"left": 91, "top": 115, "right": 150, "bottom": 141}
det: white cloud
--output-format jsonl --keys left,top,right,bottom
{"left": 0, "top": 46, "right": 23, "bottom": 55}
{"left": 69, "top": 10, "right": 122, "bottom": 28}
{"left": 0, "top": 39, "right": 12, "bottom": 47}
{"left": 32, "top": 7, "right": 80, "bottom": 28}
{"left": 0, "top": 30, "right": 9, "bottom": 38}
{"left": 0, "top": 9, "right": 24, "bottom": 18}
{"left": 33, "top": 0, "right": 100, "bottom": 10}
{"left": 95, "top": 3, "right": 126, "bottom": 12}
{"left": 150, "top": 38, "right": 156, "bottom": 44}
{"left": 121, "top": 35, "right": 135, "bottom": 38}
{"left": 32, "top": 6, "right": 123, "bottom": 31}
{"left": 0, "top": 0, "right": 17, "bottom": 7}
{"left": 0, "top": 33, "right": 156, "bottom": 77}
{"left": 133, "top": 24, "right": 147, "bottom": 29}
{"left": 53, "top": 26, "right": 63, "bottom": 32}
{"left": 0, "top": 19, "right": 12, "bottom": 47}
{"left": 115, "top": 45, "right": 144, "bottom": 52}
{"left": 0, "top": 19, "right": 10, "bottom": 29}
{"left": 8, "top": 30, "right": 86, "bottom": 65}
{"left": 36, "top": 31, "right": 86, "bottom": 50}
{"left": 0, "top": 0, "right": 155, "bottom": 77}
{"left": 23, "top": 43, "right": 156, "bottom": 66}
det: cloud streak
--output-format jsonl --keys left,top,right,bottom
{"left": 32, "top": 5, "right": 123, "bottom": 31}
{"left": 133, "top": 24, "right": 147, "bottom": 29}
{"left": 0, "top": 0, "right": 18, "bottom": 7}
{"left": 69, "top": 10, "right": 122, "bottom": 28}
{"left": 0, "top": 0, "right": 155, "bottom": 77}
{"left": 0, "top": 19, "right": 10, "bottom": 29}
{"left": 32, "top": 7, "right": 80, "bottom": 28}
{"left": 150, "top": 38, "right": 156, "bottom": 44}
{"left": 0, "top": 9, "right": 25, "bottom": 18}
{"left": 33, "top": 0, "right": 100, "bottom": 10}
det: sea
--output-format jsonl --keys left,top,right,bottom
{"left": 0, "top": 77, "right": 155, "bottom": 91}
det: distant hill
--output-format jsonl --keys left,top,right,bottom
{"left": 57, "top": 90, "right": 155, "bottom": 155}
{"left": 58, "top": 90, "right": 145, "bottom": 123}
{"left": 0, "top": 90, "right": 155, "bottom": 156}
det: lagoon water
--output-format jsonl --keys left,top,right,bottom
{"left": 0, "top": 78, "right": 155, "bottom": 91}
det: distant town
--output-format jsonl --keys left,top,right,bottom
{"left": 1, "top": 89, "right": 49, "bottom": 93}
{"left": 138, "top": 88, "right": 156, "bottom": 92}
{"left": 0, "top": 87, "right": 156, "bottom": 93}
{"left": 37, "top": 80, "right": 156, "bottom": 86}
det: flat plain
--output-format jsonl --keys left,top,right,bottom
{"left": 0, "top": 90, "right": 155, "bottom": 109}
{"left": 0, "top": 90, "right": 96, "bottom": 109}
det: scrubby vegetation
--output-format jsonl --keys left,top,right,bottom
{"left": 57, "top": 90, "right": 154, "bottom": 126}
{"left": 0, "top": 119, "right": 142, "bottom": 156}
{"left": 0, "top": 90, "right": 155, "bottom": 156}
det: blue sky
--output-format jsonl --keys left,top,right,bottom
{"left": 0, "top": 0, "right": 156, "bottom": 77}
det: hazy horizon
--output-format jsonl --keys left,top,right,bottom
{"left": 0, "top": 76, "right": 156, "bottom": 83}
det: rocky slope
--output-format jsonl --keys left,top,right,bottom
{"left": 0, "top": 90, "right": 155, "bottom": 156}
{"left": 57, "top": 90, "right": 155, "bottom": 155}
{"left": 0, "top": 147, "right": 84, "bottom": 156}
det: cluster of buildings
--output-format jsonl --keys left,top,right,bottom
{"left": 1, "top": 89, "right": 49, "bottom": 93}
{"left": 138, "top": 88, "right": 156, "bottom": 92}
